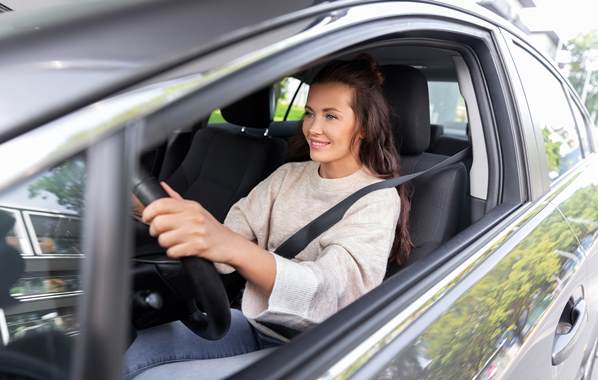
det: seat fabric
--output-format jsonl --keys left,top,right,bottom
{"left": 381, "top": 65, "right": 468, "bottom": 271}
{"left": 163, "top": 87, "right": 287, "bottom": 222}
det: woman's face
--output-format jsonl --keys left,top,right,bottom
{"left": 302, "top": 82, "right": 362, "bottom": 176}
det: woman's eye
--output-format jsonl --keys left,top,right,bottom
{"left": 326, "top": 114, "right": 337, "bottom": 120}
{"left": 304, "top": 111, "right": 314, "bottom": 118}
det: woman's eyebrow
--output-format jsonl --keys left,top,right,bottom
{"left": 304, "top": 105, "right": 342, "bottom": 113}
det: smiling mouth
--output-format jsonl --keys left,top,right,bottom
{"left": 309, "top": 139, "right": 330, "bottom": 149}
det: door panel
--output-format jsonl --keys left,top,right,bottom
{"left": 366, "top": 193, "right": 586, "bottom": 379}
{"left": 553, "top": 155, "right": 598, "bottom": 379}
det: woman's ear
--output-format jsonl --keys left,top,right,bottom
{"left": 359, "top": 128, "right": 366, "bottom": 141}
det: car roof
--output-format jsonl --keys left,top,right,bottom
{"left": 0, "top": 0, "right": 535, "bottom": 142}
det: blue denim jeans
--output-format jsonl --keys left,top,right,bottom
{"left": 125, "top": 309, "right": 284, "bottom": 379}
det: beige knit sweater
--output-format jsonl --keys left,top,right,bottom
{"left": 216, "top": 160, "right": 400, "bottom": 334}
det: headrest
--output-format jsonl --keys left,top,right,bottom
{"left": 221, "top": 87, "right": 274, "bottom": 129}
{"left": 381, "top": 65, "right": 430, "bottom": 155}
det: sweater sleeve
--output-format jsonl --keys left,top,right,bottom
{"left": 214, "top": 164, "right": 289, "bottom": 274}
{"left": 242, "top": 189, "right": 400, "bottom": 330}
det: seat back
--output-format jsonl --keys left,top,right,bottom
{"left": 164, "top": 87, "right": 287, "bottom": 222}
{"left": 381, "top": 65, "right": 468, "bottom": 268}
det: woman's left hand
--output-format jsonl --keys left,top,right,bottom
{"left": 141, "top": 182, "right": 242, "bottom": 265}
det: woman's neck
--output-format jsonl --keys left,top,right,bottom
{"left": 318, "top": 159, "right": 362, "bottom": 179}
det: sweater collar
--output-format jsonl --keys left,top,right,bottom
{"left": 307, "top": 160, "right": 375, "bottom": 193}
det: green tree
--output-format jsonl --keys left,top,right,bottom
{"left": 542, "top": 128, "right": 561, "bottom": 172}
{"left": 28, "top": 158, "right": 86, "bottom": 214}
{"left": 566, "top": 30, "right": 598, "bottom": 121}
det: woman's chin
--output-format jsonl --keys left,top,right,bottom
{"left": 309, "top": 151, "right": 329, "bottom": 163}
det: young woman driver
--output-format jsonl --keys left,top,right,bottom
{"left": 125, "top": 55, "right": 412, "bottom": 379}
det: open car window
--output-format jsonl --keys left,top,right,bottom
{"left": 273, "top": 77, "right": 308, "bottom": 122}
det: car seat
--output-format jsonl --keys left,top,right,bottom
{"left": 381, "top": 65, "right": 468, "bottom": 273}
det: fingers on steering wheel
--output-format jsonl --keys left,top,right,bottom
{"left": 160, "top": 181, "right": 183, "bottom": 200}
{"left": 143, "top": 198, "right": 184, "bottom": 224}
{"left": 157, "top": 228, "right": 183, "bottom": 249}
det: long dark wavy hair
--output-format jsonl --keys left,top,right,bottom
{"left": 293, "top": 54, "right": 413, "bottom": 265}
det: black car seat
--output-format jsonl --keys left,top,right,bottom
{"left": 381, "top": 65, "right": 468, "bottom": 270}
{"left": 158, "top": 128, "right": 200, "bottom": 181}
{"left": 163, "top": 87, "right": 288, "bottom": 222}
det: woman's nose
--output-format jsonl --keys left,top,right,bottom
{"left": 308, "top": 117, "right": 324, "bottom": 134}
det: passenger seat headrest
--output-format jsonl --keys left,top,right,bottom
{"left": 381, "top": 65, "right": 430, "bottom": 155}
{"left": 221, "top": 87, "right": 274, "bottom": 129}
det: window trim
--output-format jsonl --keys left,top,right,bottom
{"left": 564, "top": 89, "right": 590, "bottom": 157}
{"left": 0, "top": 206, "right": 34, "bottom": 256}
{"left": 23, "top": 210, "right": 83, "bottom": 258}
{"left": 566, "top": 88, "right": 595, "bottom": 155}
{"left": 511, "top": 39, "right": 586, "bottom": 187}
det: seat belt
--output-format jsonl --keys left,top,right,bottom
{"left": 260, "top": 147, "right": 471, "bottom": 339}
{"left": 275, "top": 146, "right": 471, "bottom": 259}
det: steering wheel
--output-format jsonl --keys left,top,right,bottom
{"left": 132, "top": 170, "right": 231, "bottom": 340}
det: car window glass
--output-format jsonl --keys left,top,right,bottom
{"left": 0, "top": 154, "right": 86, "bottom": 378}
{"left": 512, "top": 44, "right": 583, "bottom": 182}
{"left": 273, "top": 77, "right": 308, "bottom": 121}
{"left": 568, "top": 93, "right": 592, "bottom": 156}
{"left": 428, "top": 81, "right": 468, "bottom": 138}
{"left": 207, "top": 109, "right": 225, "bottom": 124}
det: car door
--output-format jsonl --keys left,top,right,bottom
{"left": 552, "top": 90, "right": 598, "bottom": 380}
{"left": 293, "top": 23, "right": 594, "bottom": 380}
{"left": 504, "top": 35, "right": 598, "bottom": 380}
{"left": 360, "top": 30, "right": 597, "bottom": 380}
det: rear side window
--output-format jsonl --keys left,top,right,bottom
{"left": 27, "top": 213, "right": 82, "bottom": 255}
{"left": 274, "top": 77, "right": 308, "bottom": 121}
{"left": 207, "top": 109, "right": 225, "bottom": 124}
{"left": 512, "top": 44, "right": 583, "bottom": 182}
{"left": 428, "top": 81, "right": 468, "bottom": 138}
{"left": 207, "top": 77, "right": 309, "bottom": 125}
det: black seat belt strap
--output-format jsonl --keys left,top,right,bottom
{"left": 275, "top": 147, "right": 471, "bottom": 259}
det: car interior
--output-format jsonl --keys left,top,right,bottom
{"left": 129, "top": 41, "right": 488, "bottom": 378}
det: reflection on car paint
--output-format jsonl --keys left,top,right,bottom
{"left": 5, "top": 306, "right": 78, "bottom": 343}
{"left": 374, "top": 205, "right": 581, "bottom": 379}
{"left": 10, "top": 275, "right": 80, "bottom": 298}
{"left": 327, "top": 173, "right": 587, "bottom": 379}
{"left": 364, "top": 163, "right": 598, "bottom": 379}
